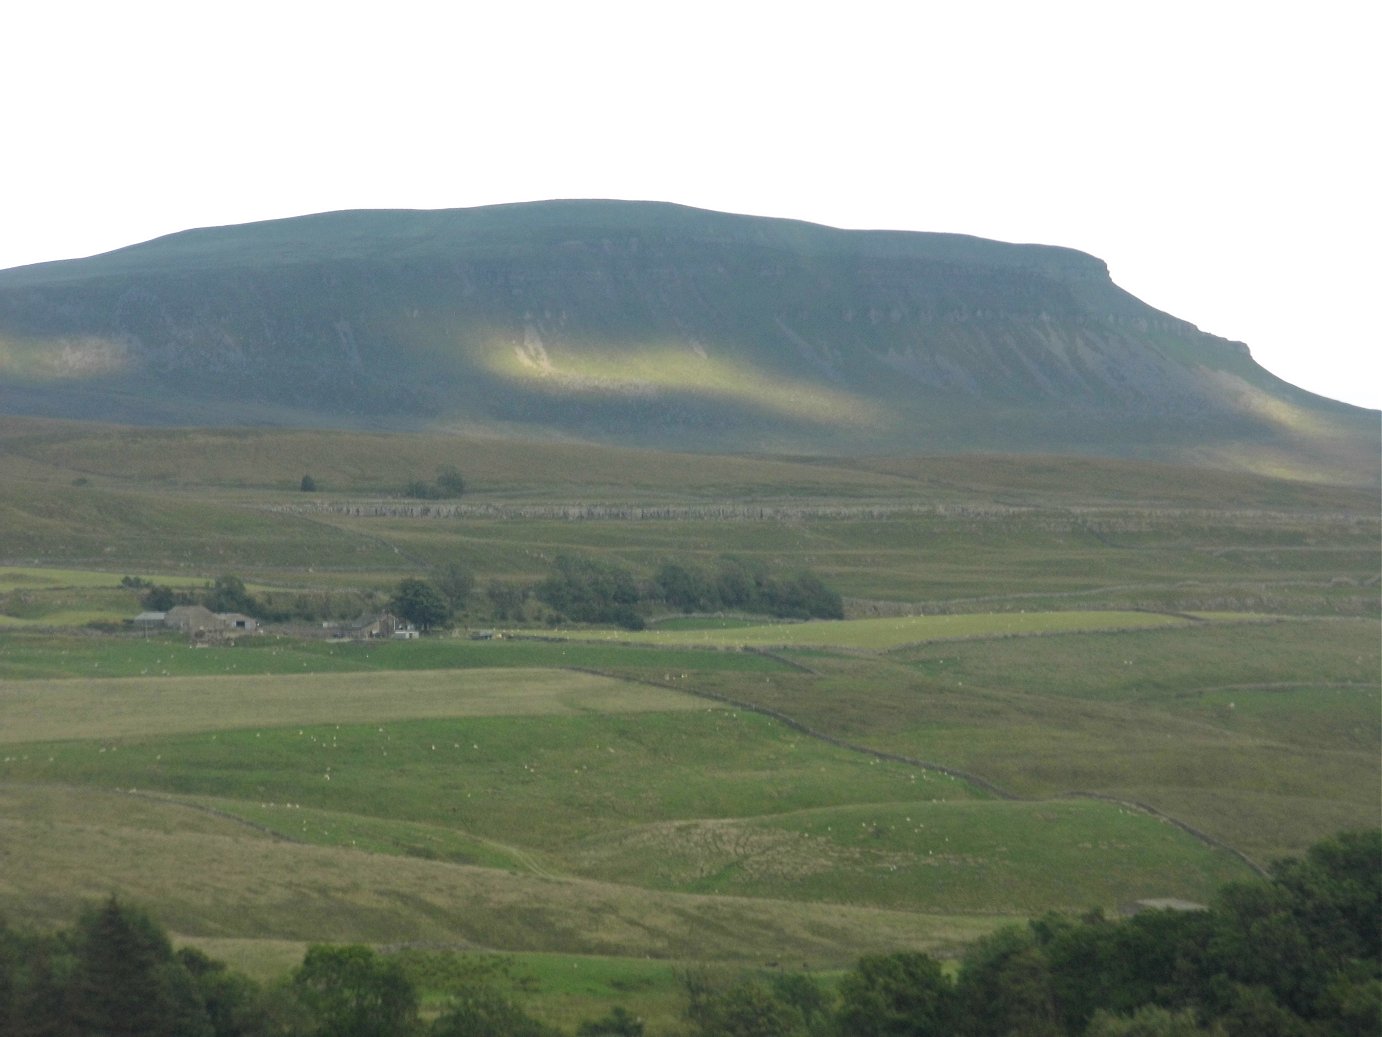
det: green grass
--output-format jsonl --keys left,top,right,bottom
{"left": 0, "top": 711, "right": 978, "bottom": 851}
{"left": 0, "top": 418, "right": 1376, "bottom": 982}
{"left": 0, "top": 631, "right": 788, "bottom": 680}
{"left": 0, "top": 668, "right": 700, "bottom": 744}
{"left": 649, "top": 616, "right": 772, "bottom": 631}
{"left": 549, "top": 611, "right": 1197, "bottom": 650}
{"left": 887, "top": 619, "right": 1380, "bottom": 704}
{"left": 563, "top": 798, "right": 1245, "bottom": 912}
{"left": 0, "top": 784, "right": 1011, "bottom": 964}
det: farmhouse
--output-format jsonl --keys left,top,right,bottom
{"left": 163, "top": 604, "right": 222, "bottom": 635}
{"left": 325, "top": 611, "right": 405, "bottom": 640}
{"left": 133, "top": 605, "right": 263, "bottom": 638}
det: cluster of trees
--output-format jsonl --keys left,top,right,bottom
{"left": 389, "top": 564, "right": 475, "bottom": 631}
{"left": 0, "top": 900, "right": 622, "bottom": 1037}
{"left": 136, "top": 574, "right": 262, "bottom": 616}
{"left": 402, "top": 466, "right": 466, "bottom": 500}
{"left": 383, "top": 555, "right": 843, "bottom": 633}
{"left": 535, "top": 555, "right": 843, "bottom": 630}
{"left": 651, "top": 559, "right": 843, "bottom": 621}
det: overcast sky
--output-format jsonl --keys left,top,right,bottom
{"left": 4, "top": 0, "right": 1377, "bottom": 409}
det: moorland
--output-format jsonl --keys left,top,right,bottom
{"left": 0, "top": 414, "right": 1377, "bottom": 1030}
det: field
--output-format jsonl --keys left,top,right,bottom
{"left": 0, "top": 416, "right": 1376, "bottom": 1020}
{"left": 552, "top": 610, "right": 1201, "bottom": 649}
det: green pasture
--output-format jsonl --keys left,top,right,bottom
{"left": 563, "top": 797, "right": 1246, "bottom": 912}
{"left": 0, "top": 668, "right": 700, "bottom": 744}
{"left": 0, "top": 786, "right": 1008, "bottom": 964}
{"left": 0, "top": 711, "right": 976, "bottom": 852}
{"left": 0, "top": 630, "right": 786, "bottom": 680}
{"left": 0, "top": 420, "right": 1376, "bottom": 982}
{"left": 0, "top": 565, "right": 242, "bottom": 593}
{"left": 888, "top": 618, "right": 1380, "bottom": 704}
{"left": 549, "top": 610, "right": 1196, "bottom": 650}
{"left": 685, "top": 633, "right": 1379, "bottom": 863}
{"left": 0, "top": 667, "right": 1257, "bottom": 928}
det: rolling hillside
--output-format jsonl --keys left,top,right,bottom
{"left": 1, "top": 201, "right": 1374, "bottom": 481}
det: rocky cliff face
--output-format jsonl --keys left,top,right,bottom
{"left": 0, "top": 201, "right": 1374, "bottom": 476}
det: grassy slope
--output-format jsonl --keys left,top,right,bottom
{"left": 0, "top": 418, "right": 1375, "bottom": 1003}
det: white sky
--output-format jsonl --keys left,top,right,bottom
{"left": 3, "top": 0, "right": 1378, "bottom": 409}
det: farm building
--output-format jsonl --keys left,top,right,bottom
{"left": 163, "top": 605, "right": 222, "bottom": 635}
{"left": 325, "top": 611, "right": 404, "bottom": 640}
{"left": 219, "top": 612, "right": 259, "bottom": 633}
{"left": 134, "top": 606, "right": 262, "bottom": 638}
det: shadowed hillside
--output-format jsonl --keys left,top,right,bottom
{"left": 0, "top": 201, "right": 1374, "bottom": 481}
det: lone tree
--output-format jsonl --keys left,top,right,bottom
{"left": 300, "top": 474, "right": 317, "bottom": 492}
{"left": 435, "top": 465, "right": 466, "bottom": 497}
{"left": 390, "top": 578, "right": 451, "bottom": 631}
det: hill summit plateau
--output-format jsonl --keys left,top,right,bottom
{"left": 0, "top": 200, "right": 1374, "bottom": 481}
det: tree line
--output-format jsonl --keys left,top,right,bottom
{"left": 4, "top": 830, "right": 1375, "bottom": 1035}
{"left": 675, "top": 829, "right": 1380, "bottom": 1037}
{"left": 386, "top": 555, "right": 845, "bottom": 632}
{"left": 130, "top": 575, "right": 385, "bottom": 625}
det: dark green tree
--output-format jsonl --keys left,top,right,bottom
{"left": 292, "top": 945, "right": 418, "bottom": 1037}
{"left": 204, "top": 575, "right": 259, "bottom": 616}
{"left": 1086, "top": 1005, "right": 1224, "bottom": 1036}
{"left": 390, "top": 578, "right": 451, "bottom": 631}
{"left": 688, "top": 977, "right": 806, "bottom": 1037}
{"left": 436, "top": 564, "right": 475, "bottom": 611}
{"left": 141, "top": 584, "right": 178, "bottom": 611}
{"left": 69, "top": 897, "right": 212, "bottom": 1037}
{"left": 835, "top": 952, "right": 955, "bottom": 1037}
{"left": 535, "top": 555, "right": 643, "bottom": 629}
{"left": 575, "top": 1005, "right": 644, "bottom": 1037}
{"left": 177, "top": 946, "right": 273, "bottom": 1037}
{"left": 300, "top": 474, "right": 318, "bottom": 492}
{"left": 953, "top": 925, "right": 1061, "bottom": 1037}
{"left": 428, "top": 981, "right": 552, "bottom": 1037}
{"left": 654, "top": 562, "right": 714, "bottom": 613}
{"left": 435, "top": 466, "right": 465, "bottom": 498}
{"left": 486, "top": 580, "right": 526, "bottom": 622}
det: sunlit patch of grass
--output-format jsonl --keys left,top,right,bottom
{"left": 0, "top": 333, "right": 132, "bottom": 380}
{"left": 548, "top": 611, "right": 1195, "bottom": 650}
{"left": 483, "top": 337, "right": 884, "bottom": 428}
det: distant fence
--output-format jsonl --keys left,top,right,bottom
{"left": 260, "top": 499, "right": 1364, "bottom": 528}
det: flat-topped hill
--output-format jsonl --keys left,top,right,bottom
{"left": 0, "top": 201, "right": 1375, "bottom": 482}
